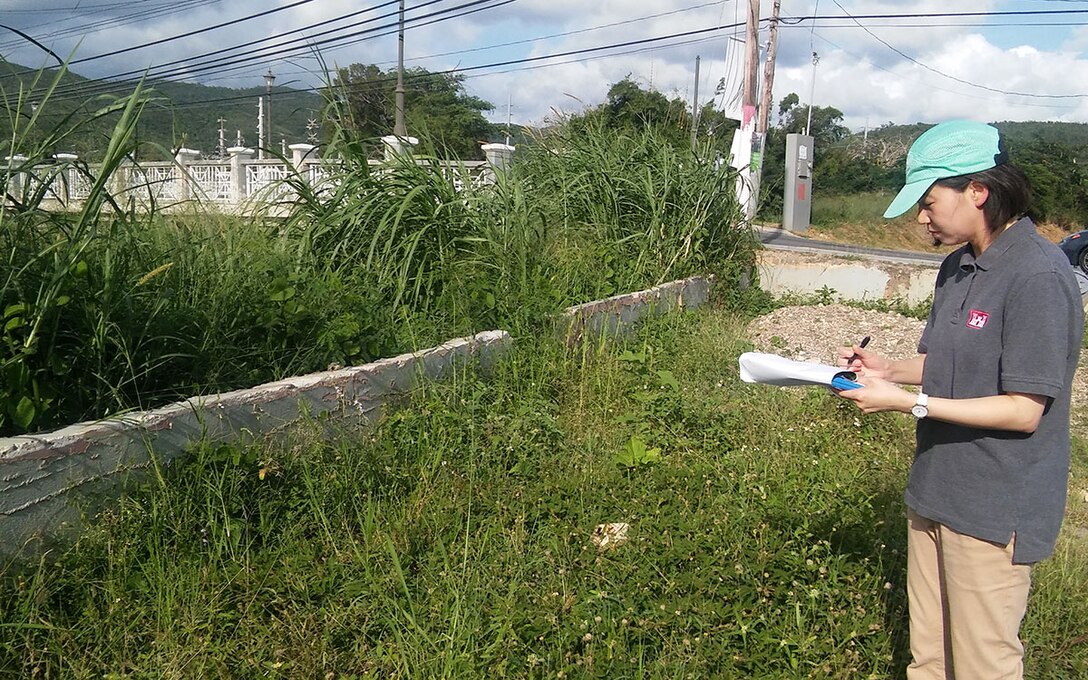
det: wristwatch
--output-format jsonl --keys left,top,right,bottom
{"left": 911, "top": 392, "right": 929, "bottom": 419}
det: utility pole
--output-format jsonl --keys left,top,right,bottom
{"left": 736, "top": 0, "right": 760, "bottom": 219}
{"left": 217, "top": 117, "right": 227, "bottom": 158}
{"left": 394, "top": 0, "right": 407, "bottom": 139}
{"left": 742, "top": 0, "right": 759, "bottom": 116}
{"left": 757, "top": 0, "right": 780, "bottom": 135}
{"left": 749, "top": 0, "right": 780, "bottom": 220}
{"left": 690, "top": 55, "right": 701, "bottom": 153}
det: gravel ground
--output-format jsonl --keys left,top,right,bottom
{"left": 745, "top": 303, "right": 1088, "bottom": 436}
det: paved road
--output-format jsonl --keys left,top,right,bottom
{"left": 756, "top": 226, "right": 945, "bottom": 266}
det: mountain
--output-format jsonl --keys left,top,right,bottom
{"left": 1, "top": 60, "right": 326, "bottom": 161}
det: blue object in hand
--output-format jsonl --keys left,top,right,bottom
{"left": 831, "top": 373, "right": 863, "bottom": 391}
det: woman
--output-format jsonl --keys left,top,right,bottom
{"left": 836, "top": 120, "right": 1083, "bottom": 679}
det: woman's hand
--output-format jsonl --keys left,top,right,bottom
{"left": 835, "top": 344, "right": 892, "bottom": 379}
{"left": 835, "top": 376, "right": 915, "bottom": 414}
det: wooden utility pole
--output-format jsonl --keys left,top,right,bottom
{"left": 757, "top": 0, "right": 781, "bottom": 135}
{"left": 742, "top": 0, "right": 760, "bottom": 116}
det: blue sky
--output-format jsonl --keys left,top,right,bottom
{"left": 2, "top": 0, "right": 1087, "bottom": 138}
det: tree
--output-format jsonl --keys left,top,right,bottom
{"left": 402, "top": 69, "right": 496, "bottom": 159}
{"left": 566, "top": 77, "right": 735, "bottom": 158}
{"left": 332, "top": 63, "right": 392, "bottom": 142}
{"left": 330, "top": 64, "right": 496, "bottom": 159}
{"left": 602, "top": 78, "right": 684, "bottom": 132}
{"left": 775, "top": 94, "right": 849, "bottom": 146}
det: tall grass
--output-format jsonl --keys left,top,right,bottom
{"left": 1, "top": 67, "right": 756, "bottom": 436}
{"left": 2, "top": 65, "right": 158, "bottom": 433}
{"left": 2, "top": 308, "right": 1084, "bottom": 676}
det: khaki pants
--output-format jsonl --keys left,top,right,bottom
{"left": 906, "top": 509, "right": 1032, "bottom": 680}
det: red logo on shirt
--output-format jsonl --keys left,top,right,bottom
{"left": 966, "top": 309, "right": 990, "bottom": 329}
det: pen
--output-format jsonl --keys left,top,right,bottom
{"left": 848, "top": 335, "right": 871, "bottom": 366}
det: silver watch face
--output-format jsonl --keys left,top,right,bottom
{"left": 911, "top": 404, "right": 928, "bottom": 418}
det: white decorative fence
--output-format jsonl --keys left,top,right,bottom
{"left": 3, "top": 141, "right": 513, "bottom": 212}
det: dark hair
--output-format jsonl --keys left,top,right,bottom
{"left": 934, "top": 163, "right": 1032, "bottom": 232}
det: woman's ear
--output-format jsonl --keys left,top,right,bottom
{"left": 968, "top": 180, "right": 990, "bottom": 208}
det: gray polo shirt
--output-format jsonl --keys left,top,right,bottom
{"left": 909, "top": 218, "right": 1083, "bottom": 564}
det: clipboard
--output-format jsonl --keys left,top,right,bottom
{"left": 738, "top": 352, "right": 863, "bottom": 391}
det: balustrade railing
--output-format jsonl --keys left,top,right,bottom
{"left": 3, "top": 142, "right": 515, "bottom": 212}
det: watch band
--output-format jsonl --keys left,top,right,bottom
{"left": 911, "top": 392, "right": 929, "bottom": 419}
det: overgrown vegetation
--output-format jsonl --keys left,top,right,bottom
{"left": 1, "top": 66, "right": 754, "bottom": 436}
{"left": 2, "top": 309, "right": 1085, "bottom": 677}
{"left": 3, "top": 65, "right": 1087, "bottom": 679}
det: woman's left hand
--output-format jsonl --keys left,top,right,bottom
{"left": 836, "top": 376, "right": 914, "bottom": 414}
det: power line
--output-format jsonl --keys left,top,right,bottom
{"left": 362, "top": 0, "right": 725, "bottom": 67}
{"left": 829, "top": 0, "right": 1088, "bottom": 99}
{"left": 24, "top": 4, "right": 1088, "bottom": 98}
{"left": 780, "top": 8, "right": 1088, "bottom": 21}
{"left": 0, "top": 0, "right": 225, "bottom": 53}
{"left": 11, "top": 3, "right": 1088, "bottom": 121}
{"left": 165, "top": 20, "right": 747, "bottom": 112}
{"left": 72, "top": 0, "right": 320, "bottom": 64}
{"left": 809, "top": 32, "right": 1074, "bottom": 113}
{"left": 38, "top": 0, "right": 502, "bottom": 100}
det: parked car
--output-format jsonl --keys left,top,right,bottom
{"left": 1058, "top": 229, "right": 1088, "bottom": 273}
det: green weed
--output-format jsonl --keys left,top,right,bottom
{"left": 3, "top": 308, "right": 1081, "bottom": 676}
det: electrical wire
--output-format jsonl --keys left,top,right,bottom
{"left": 829, "top": 0, "right": 1088, "bottom": 99}
{"left": 809, "top": 32, "right": 1074, "bottom": 112}
{"left": 38, "top": 0, "right": 506, "bottom": 100}
{"left": 166, "top": 20, "right": 746, "bottom": 112}
{"left": 0, "top": 0, "right": 225, "bottom": 53}
{"left": 72, "top": 0, "right": 321, "bottom": 64}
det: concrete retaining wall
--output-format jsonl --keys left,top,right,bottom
{"left": 0, "top": 276, "right": 713, "bottom": 555}
{"left": 0, "top": 331, "right": 511, "bottom": 553}
{"left": 560, "top": 276, "right": 713, "bottom": 343}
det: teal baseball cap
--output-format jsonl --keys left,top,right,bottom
{"left": 884, "top": 120, "right": 1007, "bottom": 218}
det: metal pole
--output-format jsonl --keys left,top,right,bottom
{"left": 505, "top": 93, "right": 512, "bottom": 146}
{"left": 394, "top": 0, "right": 407, "bottom": 139}
{"left": 264, "top": 69, "right": 275, "bottom": 156}
{"left": 690, "top": 55, "right": 701, "bottom": 153}
{"left": 257, "top": 97, "right": 264, "bottom": 159}
{"left": 805, "top": 0, "right": 820, "bottom": 135}
{"left": 805, "top": 52, "right": 819, "bottom": 135}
